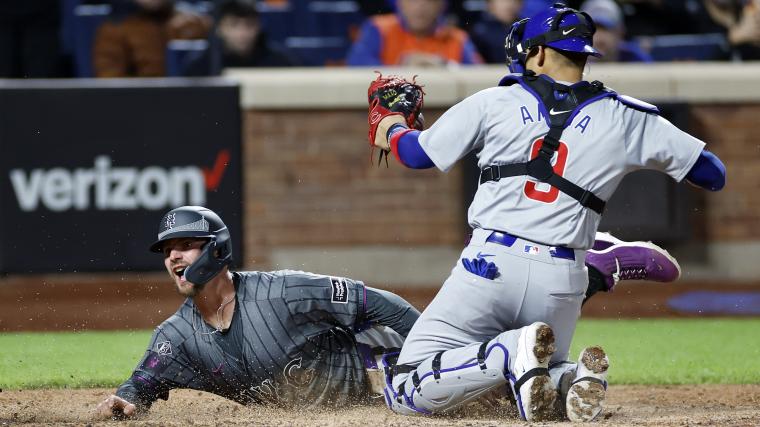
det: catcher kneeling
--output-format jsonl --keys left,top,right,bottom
{"left": 365, "top": 1, "right": 723, "bottom": 423}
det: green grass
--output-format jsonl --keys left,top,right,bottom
{"left": 0, "top": 330, "right": 151, "bottom": 389}
{"left": 1, "top": 319, "right": 758, "bottom": 389}
{"left": 569, "top": 319, "right": 760, "bottom": 385}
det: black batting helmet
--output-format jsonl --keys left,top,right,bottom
{"left": 150, "top": 206, "right": 233, "bottom": 285}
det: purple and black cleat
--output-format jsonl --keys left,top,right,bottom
{"left": 586, "top": 232, "right": 681, "bottom": 291}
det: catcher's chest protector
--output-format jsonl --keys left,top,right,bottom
{"left": 480, "top": 73, "right": 617, "bottom": 214}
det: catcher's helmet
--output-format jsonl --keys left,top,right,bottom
{"left": 150, "top": 206, "right": 233, "bottom": 285}
{"left": 505, "top": 2, "right": 600, "bottom": 73}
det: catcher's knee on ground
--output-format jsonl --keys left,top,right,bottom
{"left": 384, "top": 340, "right": 511, "bottom": 415}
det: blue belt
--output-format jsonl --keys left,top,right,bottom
{"left": 485, "top": 231, "right": 575, "bottom": 261}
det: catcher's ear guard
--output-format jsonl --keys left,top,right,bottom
{"left": 184, "top": 228, "right": 232, "bottom": 285}
{"left": 505, "top": 18, "right": 529, "bottom": 73}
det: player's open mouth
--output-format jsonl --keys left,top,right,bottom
{"left": 173, "top": 266, "right": 187, "bottom": 280}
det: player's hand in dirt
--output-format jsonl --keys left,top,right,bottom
{"left": 95, "top": 394, "right": 137, "bottom": 420}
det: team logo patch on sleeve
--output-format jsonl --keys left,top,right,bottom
{"left": 330, "top": 277, "right": 349, "bottom": 304}
{"left": 156, "top": 341, "right": 172, "bottom": 356}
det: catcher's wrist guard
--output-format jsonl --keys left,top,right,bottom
{"left": 373, "top": 115, "right": 406, "bottom": 151}
{"left": 388, "top": 124, "right": 415, "bottom": 166}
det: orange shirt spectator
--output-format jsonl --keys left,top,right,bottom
{"left": 347, "top": 0, "right": 482, "bottom": 66}
{"left": 93, "top": 0, "right": 210, "bottom": 77}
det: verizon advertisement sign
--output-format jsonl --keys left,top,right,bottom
{"left": 0, "top": 79, "right": 242, "bottom": 273}
{"left": 10, "top": 152, "right": 231, "bottom": 211}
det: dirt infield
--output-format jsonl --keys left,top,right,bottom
{"left": 1, "top": 385, "right": 759, "bottom": 426}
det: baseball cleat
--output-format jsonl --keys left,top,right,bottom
{"left": 585, "top": 237, "right": 681, "bottom": 290}
{"left": 566, "top": 346, "right": 609, "bottom": 422}
{"left": 511, "top": 322, "right": 557, "bottom": 422}
{"left": 591, "top": 231, "right": 623, "bottom": 251}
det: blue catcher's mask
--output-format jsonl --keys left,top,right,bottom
{"left": 505, "top": 2, "right": 601, "bottom": 73}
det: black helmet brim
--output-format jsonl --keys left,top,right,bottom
{"left": 149, "top": 232, "right": 216, "bottom": 253}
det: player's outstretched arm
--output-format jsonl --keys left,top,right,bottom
{"left": 94, "top": 325, "right": 191, "bottom": 420}
{"left": 95, "top": 394, "right": 137, "bottom": 420}
{"left": 387, "top": 124, "right": 435, "bottom": 169}
{"left": 362, "top": 287, "right": 421, "bottom": 337}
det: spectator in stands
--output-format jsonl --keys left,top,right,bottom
{"left": 705, "top": 0, "right": 760, "bottom": 60}
{"left": 185, "top": 0, "right": 297, "bottom": 76}
{"left": 609, "top": 0, "right": 757, "bottom": 61}
{"left": 599, "top": 0, "right": 683, "bottom": 37}
{"left": 93, "top": 0, "right": 211, "bottom": 77}
{"left": 469, "top": 0, "right": 523, "bottom": 64}
{"left": 0, "top": 0, "right": 64, "bottom": 78}
{"left": 346, "top": 0, "right": 483, "bottom": 66}
{"left": 581, "top": 0, "right": 652, "bottom": 62}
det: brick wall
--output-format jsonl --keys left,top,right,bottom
{"left": 691, "top": 104, "right": 760, "bottom": 241}
{"left": 242, "top": 109, "right": 464, "bottom": 269}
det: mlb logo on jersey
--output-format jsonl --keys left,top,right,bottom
{"left": 524, "top": 245, "right": 540, "bottom": 255}
{"left": 330, "top": 277, "right": 349, "bottom": 304}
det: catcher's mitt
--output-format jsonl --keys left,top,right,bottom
{"left": 367, "top": 73, "right": 424, "bottom": 164}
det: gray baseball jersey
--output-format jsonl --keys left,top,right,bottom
{"left": 115, "top": 270, "right": 418, "bottom": 409}
{"left": 419, "top": 84, "right": 705, "bottom": 249}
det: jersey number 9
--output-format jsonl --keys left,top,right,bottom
{"left": 524, "top": 138, "right": 569, "bottom": 203}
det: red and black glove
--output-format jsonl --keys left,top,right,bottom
{"left": 366, "top": 73, "right": 424, "bottom": 163}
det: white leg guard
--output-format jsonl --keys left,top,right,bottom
{"left": 383, "top": 324, "right": 559, "bottom": 421}
{"left": 384, "top": 340, "right": 512, "bottom": 415}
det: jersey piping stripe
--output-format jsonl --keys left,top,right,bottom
{"left": 232, "top": 274, "right": 270, "bottom": 380}
{"left": 240, "top": 297, "right": 280, "bottom": 379}
{"left": 255, "top": 277, "right": 296, "bottom": 365}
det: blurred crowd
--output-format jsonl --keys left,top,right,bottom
{"left": 1, "top": 0, "right": 759, "bottom": 78}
